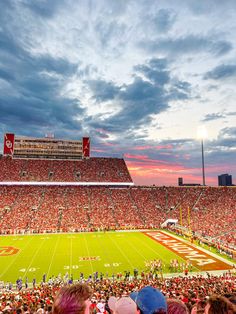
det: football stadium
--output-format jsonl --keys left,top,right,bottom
{"left": 0, "top": 133, "right": 235, "bottom": 313}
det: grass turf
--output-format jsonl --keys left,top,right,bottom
{"left": 0, "top": 231, "right": 199, "bottom": 283}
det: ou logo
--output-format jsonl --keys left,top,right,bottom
{"left": 0, "top": 246, "right": 19, "bottom": 256}
{"left": 6, "top": 140, "right": 12, "bottom": 149}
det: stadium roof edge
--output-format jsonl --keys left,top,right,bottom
{"left": 0, "top": 181, "right": 134, "bottom": 186}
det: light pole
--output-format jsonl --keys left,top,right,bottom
{"left": 197, "top": 126, "right": 207, "bottom": 186}
{"left": 201, "top": 138, "right": 205, "bottom": 186}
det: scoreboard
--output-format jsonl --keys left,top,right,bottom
{"left": 3, "top": 133, "right": 90, "bottom": 159}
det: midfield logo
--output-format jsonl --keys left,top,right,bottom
{"left": 79, "top": 256, "right": 100, "bottom": 261}
{"left": 0, "top": 246, "right": 19, "bottom": 256}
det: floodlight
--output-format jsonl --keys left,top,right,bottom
{"left": 197, "top": 126, "right": 207, "bottom": 186}
{"left": 197, "top": 126, "right": 208, "bottom": 140}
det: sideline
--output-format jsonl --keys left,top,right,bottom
{"left": 0, "top": 229, "right": 154, "bottom": 237}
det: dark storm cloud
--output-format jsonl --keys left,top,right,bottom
{"left": 202, "top": 112, "right": 225, "bottom": 122}
{"left": 227, "top": 112, "right": 236, "bottom": 116}
{"left": 120, "top": 77, "right": 166, "bottom": 112}
{"left": 0, "top": 29, "right": 25, "bottom": 59}
{"left": 84, "top": 119, "right": 119, "bottom": 133}
{"left": 119, "top": 137, "right": 196, "bottom": 168}
{"left": 0, "top": 94, "right": 83, "bottom": 133}
{"left": 141, "top": 35, "right": 232, "bottom": 57}
{"left": 106, "top": 77, "right": 168, "bottom": 130}
{"left": 202, "top": 111, "right": 236, "bottom": 122}
{"left": 215, "top": 137, "right": 236, "bottom": 148}
{"left": 134, "top": 58, "right": 170, "bottom": 85}
{"left": 199, "top": 127, "right": 236, "bottom": 161}
{"left": 187, "top": 0, "right": 236, "bottom": 15}
{"left": 88, "top": 59, "right": 190, "bottom": 132}
{"left": 0, "top": 69, "right": 14, "bottom": 82}
{"left": 200, "top": 127, "right": 236, "bottom": 170}
{"left": 202, "top": 127, "right": 236, "bottom": 169}
{"left": 21, "top": 0, "right": 64, "bottom": 18}
{"left": 0, "top": 52, "right": 77, "bottom": 99}
{"left": 0, "top": 22, "right": 83, "bottom": 138}
{"left": 204, "top": 64, "right": 236, "bottom": 80}
{"left": 87, "top": 79, "right": 120, "bottom": 102}
{"left": 160, "top": 138, "right": 192, "bottom": 146}
{"left": 95, "top": 20, "right": 127, "bottom": 48}
{"left": 37, "top": 56, "right": 78, "bottom": 75}
{"left": 152, "top": 9, "right": 176, "bottom": 33}
{"left": 86, "top": 58, "right": 192, "bottom": 137}
{"left": 218, "top": 127, "right": 236, "bottom": 140}
{"left": 141, "top": 8, "right": 176, "bottom": 34}
{"left": 168, "top": 80, "right": 191, "bottom": 101}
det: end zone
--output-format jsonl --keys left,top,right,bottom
{"left": 144, "top": 231, "right": 233, "bottom": 271}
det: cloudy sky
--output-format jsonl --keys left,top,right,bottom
{"left": 0, "top": 0, "right": 236, "bottom": 186}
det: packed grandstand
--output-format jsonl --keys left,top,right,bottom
{"left": 0, "top": 155, "right": 235, "bottom": 251}
{"left": 0, "top": 133, "right": 235, "bottom": 313}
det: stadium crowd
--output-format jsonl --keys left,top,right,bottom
{"left": 0, "top": 185, "right": 235, "bottom": 250}
{"left": 0, "top": 272, "right": 235, "bottom": 313}
{"left": 0, "top": 157, "right": 132, "bottom": 183}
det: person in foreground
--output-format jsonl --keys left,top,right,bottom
{"left": 166, "top": 298, "right": 189, "bottom": 314}
{"left": 108, "top": 296, "right": 137, "bottom": 314}
{"left": 130, "top": 286, "right": 167, "bottom": 314}
{"left": 204, "top": 295, "right": 236, "bottom": 314}
{"left": 53, "top": 283, "right": 91, "bottom": 314}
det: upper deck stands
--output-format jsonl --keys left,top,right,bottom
{"left": 0, "top": 156, "right": 133, "bottom": 184}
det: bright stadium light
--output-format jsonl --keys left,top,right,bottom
{"left": 197, "top": 126, "right": 208, "bottom": 140}
{"left": 197, "top": 126, "right": 208, "bottom": 186}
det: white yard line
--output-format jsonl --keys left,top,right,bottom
{"left": 133, "top": 233, "right": 165, "bottom": 261}
{"left": 47, "top": 235, "right": 60, "bottom": 279}
{"left": 69, "top": 237, "right": 73, "bottom": 277}
{"left": 22, "top": 238, "right": 47, "bottom": 281}
{"left": 96, "top": 234, "right": 114, "bottom": 275}
{"left": 127, "top": 233, "right": 153, "bottom": 261}
{"left": 108, "top": 233, "right": 135, "bottom": 270}
{"left": 83, "top": 233, "right": 94, "bottom": 274}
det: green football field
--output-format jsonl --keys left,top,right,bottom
{"left": 0, "top": 231, "right": 198, "bottom": 283}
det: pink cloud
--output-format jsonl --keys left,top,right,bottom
{"left": 92, "top": 143, "right": 234, "bottom": 186}
{"left": 92, "top": 148, "right": 107, "bottom": 153}
{"left": 134, "top": 144, "right": 173, "bottom": 150}
{"left": 125, "top": 155, "right": 182, "bottom": 167}
{"left": 126, "top": 161, "right": 222, "bottom": 186}
{"left": 95, "top": 128, "right": 108, "bottom": 133}
{"left": 102, "top": 142, "right": 118, "bottom": 147}
{"left": 126, "top": 160, "right": 184, "bottom": 173}
{"left": 124, "top": 153, "right": 150, "bottom": 160}
{"left": 159, "top": 152, "right": 172, "bottom": 156}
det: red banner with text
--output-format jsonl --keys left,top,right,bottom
{"left": 3, "top": 133, "right": 15, "bottom": 155}
{"left": 82, "top": 137, "right": 90, "bottom": 158}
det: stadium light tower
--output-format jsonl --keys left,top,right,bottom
{"left": 197, "top": 126, "right": 207, "bottom": 186}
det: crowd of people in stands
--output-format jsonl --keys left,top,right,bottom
{"left": 0, "top": 157, "right": 235, "bottom": 312}
{"left": 0, "top": 272, "right": 235, "bottom": 313}
{"left": 0, "top": 157, "right": 132, "bottom": 183}
{"left": 0, "top": 185, "right": 235, "bottom": 250}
